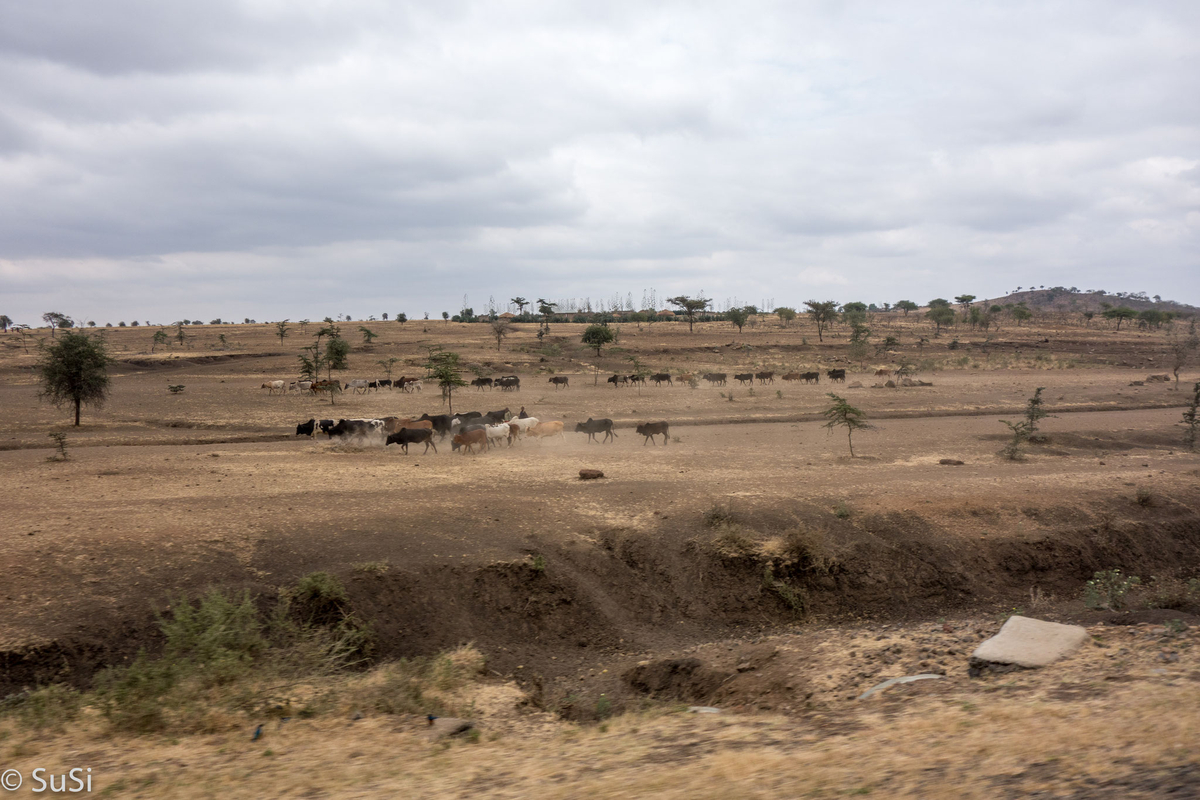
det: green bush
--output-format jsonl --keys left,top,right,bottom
{"left": 0, "top": 684, "right": 81, "bottom": 730}
{"left": 1083, "top": 569, "right": 1141, "bottom": 611}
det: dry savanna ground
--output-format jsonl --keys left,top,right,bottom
{"left": 1, "top": 313, "right": 1198, "bottom": 797}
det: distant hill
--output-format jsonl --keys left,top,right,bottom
{"left": 980, "top": 288, "right": 1198, "bottom": 315}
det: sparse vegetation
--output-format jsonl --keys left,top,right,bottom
{"left": 823, "top": 394, "right": 874, "bottom": 457}
{"left": 1083, "top": 569, "right": 1141, "bottom": 611}
{"left": 46, "top": 431, "right": 69, "bottom": 461}
{"left": 37, "top": 329, "right": 113, "bottom": 426}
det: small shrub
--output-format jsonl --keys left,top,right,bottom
{"left": 776, "top": 389, "right": 783, "bottom": 399}
{"left": 530, "top": 554, "right": 546, "bottom": 573}
{"left": 1144, "top": 576, "right": 1200, "bottom": 610}
{"left": 168, "top": 384, "right": 185, "bottom": 393}
{"left": 703, "top": 502, "right": 737, "bottom": 528}
{"left": 1135, "top": 487, "right": 1154, "bottom": 507}
{"left": 712, "top": 526, "right": 756, "bottom": 559}
{"left": 292, "top": 572, "right": 349, "bottom": 626}
{"left": 1083, "top": 569, "right": 1141, "bottom": 611}
{"left": 0, "top": 684, "right": 81, "bottom": 730}
{"left": 833, "top": 501, "right": 851, "bottom": 519}
{"left": 46, "top": 431, "right": 69, "bottom": 461}
{"left": 747, "top": 387, "right": 755, "bottom": 397}
{"left": 762, "top": 565, "right": 807, "bottom": 614}
{"left": 352, "top": 561, "right": 390, "bottom": 575}
{"left": 948, "top": 339, "right": 960, "bottom": 350}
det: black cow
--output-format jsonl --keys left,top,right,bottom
{"left": 801, "top": 371, "right": 820, "bottom": 384}
{"left": 329, "top": 418, "right": 382, "bottom": 438}
{"left": 575, "top": 418, "right": 617, "bottom": 443}
{"left": 295, "top": 418, "right": 317, "bottom": 437}
{"left": 549, "top": 376, "right": 569, "bottom": 389}
{"left": 367, "top": 381, "right": 379, "bottom": 391}
{"left": 385, "top": 428, "right": 437, "bottom": 454}
{"left": 734, "top": 373, "right": 754, "bottom": 385}
{"left": 756, "top": 371, "right": 775, "bottom": 384}
{"left": 496, "top": 375, "right": 521, "bottom": 391}
{"left": 628, "top": 374, "right": 646, "bottom": 385}
{"left": 703, "top": 373, "right": 727, "bottom": 386}
{"left": 636, "top": 421, "right": 670, "bottom": 446}
{"left": 650, "top": 373, "right": 673, "bottom": 386}
{"left": 378, "top": 379, "right": 392, "bottom": 389}
{"left": 484, "top": 408, "right": 510, "bottom": 424}
{"left": 317, "top": 419, "right": 337, "bottom": 436}
{"left": 419, "top": 413, "right": 454, "bottom": 436}
{"left": 471, "top": 377, "right": 493, "bottom": 390}
{"left": 827, "top": 369, "right": 846, "bottom": 383}
{"left": 607, "top": 374, "right": 629, "bottom": 387}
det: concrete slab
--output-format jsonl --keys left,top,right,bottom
{"left": 971, "top": 615, "right": 1089, "bottom": 668}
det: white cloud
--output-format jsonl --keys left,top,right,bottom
{"left": 0, "top": 0, "right": 1197, "bottom": 324}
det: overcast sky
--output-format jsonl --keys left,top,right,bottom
{"left": 1, "top": 1, "right": 1197, "bottom": 326}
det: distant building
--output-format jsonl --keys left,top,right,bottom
{"left": 657, "top": 309, "right": 676, "bottom": 318}
{"left": 499, "top": 312, "right": 515, "bottom": 319}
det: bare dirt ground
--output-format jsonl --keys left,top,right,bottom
{"left": 1, "top": 315, "right": 1198, "bottom": 796}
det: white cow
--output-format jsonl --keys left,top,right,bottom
{"left": 484, "top": 423, "right": 511, "bottom": 447}
{"left": 506, "top": 417, "right": 538, "bottom": 442}
{"left": 261, "top": 380, "right": 285, "bottom": 395}
{"left": 345, "top": 379, "right": 370, "bottom": 394}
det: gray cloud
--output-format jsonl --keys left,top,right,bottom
{"left": 1, "top": 0, "right": 1197, "bottom": 325}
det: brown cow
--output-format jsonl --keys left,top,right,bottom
{"left": 528, "top": 421, "right": 565, "bottom": 440}
{"left": 874, "top": 368, "right": 891, "bottom": 377}
{"left": 452, "top": 428, "right": 488, "bottom": 454}
{"left": 782, "top": 372, "right": 803, "bottom": 382}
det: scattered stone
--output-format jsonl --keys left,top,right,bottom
{"left": 1129, "top": 381, "right": 1144, "bottom": 386}
{"left": 579, "top": 469, "right": 605, "bottom": 480}
{"left": 848, "top": 381, "right": 863, "bottom": 388}
{"left": 939, "top": 459, "right": 965, "bottom": 466}
{"left": 970, "top": 615, "right": 1088, "bottom": 673}
{"left": 901, "top": 378, "right": 934, "bottom": 387}
{"left": 1146, "top": 374, "right": 1171, "bottom": 383}
{"left": 858, "top": 674, "right": 944, "bottom": 700}
{"left": 884, "top": 379, "right": 896, "bottom": 388}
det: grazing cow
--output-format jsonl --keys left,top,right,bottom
{"left": 295, "top": 418, "right": 317, "bottom": 437}
{"left": 471, "top": 377, "right": 493, "bottom": 391}
{"left": 827, "top": 369, "right": 846, "bottom": 383}
{"left": 734, "top": 373, "right": 754, "bottom": 385}
{"left": 377, "top": 379, "right": 392, "bottom": 389}
{"left": 367, "top": 381, "right": 380, "bottom": 391}
{"left": 575, "top": 418, "right": 617, "bottom": 443}
{"left": 386, "top": 428, "right": 437, "bottom": 454}
{"left": 801, "top": 371, "right": 820, "bottom": 384}
{"left": 483, "top": 408, "right": 511, "bottom": 424}
{"left": 874, "top": 368, "right": 891, "bottom": 377}
{"left": 381, "top": 417, "right": 432, "bottom": 434}
{"left": 607, "top": 374, "right": 629, "bottom": 387}
{"left": 261, "top": 380, "right": 285, "bottom": 395}
{"left": 549, "top": 376, "right": 569, "bottom": 389}
{"left": 496, "top": 375, "right": 521, "bottom": 391}
{"left": 635, "top": 421, "right": 670, "bottom": 446}
{"left": 528, "top": 421, "right": 565, "bottom": 440}
{"left": 295, "top": 380, "right": 313, "bottom": 393}
{"left": 756, "top": 371, "right": 775, "bottom": 384}
{"left": 344, "top": 379, "right": 370, "bottom": 394}
{"left": 782, "top": 372, "right": 803, "bottom": 382}
{"left": 678, "top": 373, "right": 695, "bottom": 384}
{"left": 329, "top": 418, "right": 385, "bottom": 438}
{"left": 628, "top": 374, "right": 646, "bottom": 385}
{"left": 419, "top": 413, "right": 454, "bottom": 437}
{"left": 317, "top": 419, "right": 336, "bottom": 436}
{"left": 311, "top": 379, "right": 339, "bottom": 394}
{"left": 452, "top": 428, "right": 488, "bottom": 454}
{"left": 703, "top": 373, "right": 727, "bottom": 386}
{"left": 650, "top": 372, "right": 673, "bottom": 387}
{"left": 407, "top": 379, "right": 423, "bottom": 392}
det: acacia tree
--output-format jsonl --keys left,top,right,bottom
{"left": 774, "top": 307, "right": 797, "bottom": 327}
{"left": 727, "top": 307, "right": 750, "bottom": 333}
{"left": 511, "top": 297, "right": 529, "bottom": 316}
{"left": 39, "top": 330, "right": 113, "bottom": 426}
{"left": 0, "top": 314, "right": 11, "bottom": 332}
{"left": 954, "top": 294, "right": 976, "bottom": 315}
{"left": 275, "top": 320, "right": 290, "bottom": 344}
{"left": 581, "top": 323, "right": 615, "bottom": 356}
{"left": 895, "top": 300, "right": 918, "bottom": 316}
{"left": 425, "top": 348, "right": 468, "bottom": 412}
{"left": 804, "top": 300, "right": 839, "bottom": 342}
{"left": 376, "top": 357, "right": 400, "bottom": 380}
{"left": 926, "top": 300, "right": 955, "bottom": 336}
{"left": 42, "top": 311, "right": 72, "bottom": 337}
{"left": 151, "top": 329, "right": 169, "bottom": 353}
{"left": 823, "top": 393, "right": 874, "bottom": 457}
{"left": 488, "top": 318, "right": 513, "bottom": 351}
{"left": 359, "top": 326, "right": 378, "bottom": 344}
{"left": 1103, "top": 306, "right": 1137, "bottom": 330}
{"left": 667, "top": 295, "right": 710, "bottom": 333}
{"left": 1168, "top": 331, "right": 1199, "bottom": 390}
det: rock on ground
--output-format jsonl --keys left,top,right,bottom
{"left": 971, "top": 615, "right": 1088, "bottom": 670}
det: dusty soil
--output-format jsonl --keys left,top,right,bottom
{"left": 1, "top": 314, "right": 1198, "bottom": 795}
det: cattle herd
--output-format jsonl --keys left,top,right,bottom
{"left": 279, "top": 365, "right": 860, "bottom": 455}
